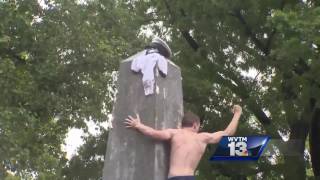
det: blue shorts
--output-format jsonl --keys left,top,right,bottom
{"left": 168, "top": 176, "right": 195, "bottom": 180}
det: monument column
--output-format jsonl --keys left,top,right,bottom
{"left": 102, "top": 51, "right": 183, "bottom": 180}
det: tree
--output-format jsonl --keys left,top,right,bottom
{"left": 2, "top": 0, "right": 320, "bottom": 179}
{"left": 133, "top": 0, "right": 320, "bottom": 179}
{"left": 61, "top": 129, "right": 108, "bottom": 180}
{"left": 0, "top": 0, "right": 145, "bottom": 178}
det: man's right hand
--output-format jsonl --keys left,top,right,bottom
{"left": 232, "top": 105, "right": 242, "bottom": 115}
{"left": 125, "top": 113, "right": 141, "bottom": 128}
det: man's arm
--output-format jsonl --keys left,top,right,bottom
{"left": 200, "top": 105, "right": 242, "bottom": 144}
{"left": 125, "top": 114, "right": 176, "bottom": 141}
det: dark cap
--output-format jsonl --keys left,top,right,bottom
{"left": 151, "top": 37, "right": 172, "bottom": 58}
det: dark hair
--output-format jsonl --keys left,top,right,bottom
{"left": 182, "top": 111, "right": 200, "bottom": 127}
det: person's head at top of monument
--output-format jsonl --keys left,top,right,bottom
{"left": 181, "top": 111, "right": 201, "bottom": 132}
{"left": 146, "top": 37, "right": 172, "bottom": 59}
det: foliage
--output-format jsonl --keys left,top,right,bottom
{"left": 0, "top": 0, "right": 144, "bottom": 179}
{"left": 61, "top": 129, "right": 108, "bottom": 180}
{"left": 133, "top": 0, "right": 320, "bottom": 179}
{"left": 1, "top": 0, "right": 320, "bottom": 179}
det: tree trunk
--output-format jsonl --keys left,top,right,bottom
{"left": 283, "top": 120, "right": 309, "bottom": 180}
{"left": 310, "top": 108, "right": 320, "bottom": 178}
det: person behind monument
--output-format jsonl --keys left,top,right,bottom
{"left": 124, "top": 105, "right": 242, "bottom": 180}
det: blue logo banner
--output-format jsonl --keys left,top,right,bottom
{"left": 209, "top": 136, "right": 270, "bottom": 161}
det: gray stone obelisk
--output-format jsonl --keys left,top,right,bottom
{"left": 102, "top": 51, "right": 183, "bottom": 180}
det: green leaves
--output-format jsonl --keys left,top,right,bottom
{"left": 1, "top": 0, "right": 320, "bottom": 179}
{"left": 133, "top": 0, "right": 320, "bottom": 178}
{"left": 61, "top": 129, "right": 108, "bottom": 180}
{"left": 0, "top": 0, "right": 146, "bottom": 178}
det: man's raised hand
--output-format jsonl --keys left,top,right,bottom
{"left": 124, "top": 113, "right": 141, "bottom": 128}
{"left": 232, "top": 105, "right": 242, "bottom": 115}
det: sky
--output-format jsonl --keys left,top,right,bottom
{"left": 62, "top": 119, "right": 110, "bottom": 159}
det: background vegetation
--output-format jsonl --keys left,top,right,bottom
{"left": 0, "top": 0, "right": 319, "bottom": 179}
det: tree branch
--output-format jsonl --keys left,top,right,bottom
{"left": 230, "top": 10, "right": 268, "bottom": 56}
{"left": 161, "top": 0, "right": 279, "bottom": 137}
{"left": 162, "top": 0, "right": 175, "bottom": 24}
{"left": 265, "top": 29, "right": 276, "bottom": 55}
{"left": 162, "top": 1, "right": 200, "bottom": 51}
{"left": 181, "top": 30, "right": 200, "bottom": 51}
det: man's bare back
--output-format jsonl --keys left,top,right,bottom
{"left": 125, "top": 105, "right": 242, "bottom": 179}
{"left": 168, "top": 129, "right": 207, "bottom": 177}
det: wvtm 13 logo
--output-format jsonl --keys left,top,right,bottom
{"left": 209, "top": 136, "right": 270, "bottom": 161}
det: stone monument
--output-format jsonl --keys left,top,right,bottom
{"left": 102, "top": 39, "right": 183, "bottom": 180}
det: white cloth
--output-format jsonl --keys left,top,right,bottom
{"left": 131, "top": 50, "right": 168, "bottom": 95}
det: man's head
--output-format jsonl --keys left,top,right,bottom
{"left": 182, "top": 111, "right": 200, "bottom": 132}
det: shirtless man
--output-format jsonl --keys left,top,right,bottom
{"left": 124, "top": 105, "right": 242, "bottom": 180}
